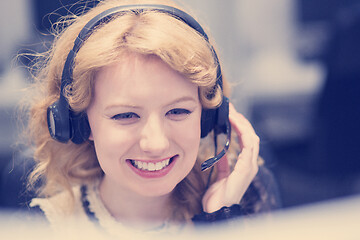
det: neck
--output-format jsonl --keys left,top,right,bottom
{"left": 98, "top": 176, "right": 172, "bottom": 229}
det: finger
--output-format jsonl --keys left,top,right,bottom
{"left": 225, "top": 148, "right": 259, "bottom": 203}
{"left": 233, "top": 130, "right": 260, "bottom": 174}
{"left": 233, "top": 144, "right": 259, "bottom": 174}
{"left": 228, "top": 103, "right": 260, "bottom": 175}
{"left": 228, "top": 104, "right": 259, "bottom": 149}
{"left": 229, "top": 118, "right": 258, "bottom": 150}
{"left": 229, "top": 103, "right": 255, "bottom": 133}
{"left": 216, "top": 155, "right": 230, "bottom": 181}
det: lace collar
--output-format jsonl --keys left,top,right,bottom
{"left": 80, "top": 183, "right": 183, "bottom": 236}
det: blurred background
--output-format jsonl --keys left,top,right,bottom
{"left": 0, "top": 0, "right": 360, "bottom": 211}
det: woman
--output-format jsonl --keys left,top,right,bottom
{"left": 25, "top": 0, "right": 279, "bottom": 235}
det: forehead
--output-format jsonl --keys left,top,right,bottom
{"left": 92, "top": 54, "right": 199, "bottom": 104}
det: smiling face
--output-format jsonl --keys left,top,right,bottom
{"left": 87, "top": 54, "right": 202, "bottom": 198}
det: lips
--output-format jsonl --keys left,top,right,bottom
{"left": 129, "top": 158, "right": 172, "bottom": 171}
{"left": 126, "top": 155, "right": 177, "bottom": 178}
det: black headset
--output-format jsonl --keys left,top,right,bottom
{"left": 47, "top": 4, "right": 230, "bottom": 171}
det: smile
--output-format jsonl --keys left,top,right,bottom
{"left": 128, "top": 156, "right": 176, "bottom": 172}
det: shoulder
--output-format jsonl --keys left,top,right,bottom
{"left": 28, "top": 184, "right": 109, "bottom": 237}
{"left": 29, "top": 185, "right": 85, "bottom": 224}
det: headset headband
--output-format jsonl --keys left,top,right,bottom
{"left": 47, "top": 4, "right": 230, "bottom": 171}
{"left": 61, "top": 4, "right": 222, "bottom": 99}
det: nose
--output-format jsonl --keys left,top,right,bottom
{"left": 139, "top": 114, "right": 169, "bottom": 155}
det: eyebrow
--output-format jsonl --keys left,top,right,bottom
{"left": 166, "top": 96, "right": 198, "bottom": 106}
{"left": 104, "top": 103, "right": 141, "bottom": 112}
{"left": 104, "top": 96, "right": 198, "bottom": 111}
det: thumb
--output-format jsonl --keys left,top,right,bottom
{"left": 216, "top": 155, "right": 230, "bottom": 181}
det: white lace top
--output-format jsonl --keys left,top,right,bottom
{"left": 30, "top": 182, "right": 184, "bottom": 238}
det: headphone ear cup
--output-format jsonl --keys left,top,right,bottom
{"left": 70, "top": 113, "right": 91, "bottom": 144}
{"left": 47, "top": 100, "right": 71, "bottom": 143}
{"left": 200, "top": 97, "right": 229, "bottom": 138}
{"left": 200, "top": 108, "right": 217, "bottom": 138}
{"left": 216, "top": 97, "right": 229, "bottom": 133}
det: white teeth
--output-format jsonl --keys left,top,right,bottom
{"left": 155, "top": 162, "right": 162, "bottom": 171}
{"left": 131, "top": 158, "right": 172, "bottom": 172}
{"left": 148, "top": 162, "right": 155, "bottom": 171}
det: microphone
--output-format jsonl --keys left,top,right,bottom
{"left": 201, "top": 120, "right": 231, "bottom": 171}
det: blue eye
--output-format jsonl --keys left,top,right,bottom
{"left": 167, "top": 108, "right": 191, "bottom": 115}
{"left": 111, "top": 112, "right": 140, "bottom": 122}
{"left": 166, "top": 108, "right": 192, "bottom": 120}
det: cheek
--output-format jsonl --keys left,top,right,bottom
{"left": 91, "top": 127, "right": 135, "bottom": 177}
{"left": 184, "top": 123, "right": 201, "bottom": 150}
{"left": 93, "top": 126, "right": 132, "bottom": 153}
{"left": 174, "top": 114, "right": 202, "bottom": 156}
{"left": 88, "top": 117, "right": 132, "bottom": 160}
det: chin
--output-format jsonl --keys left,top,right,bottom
{"left": 136, "top": 182, "right": 177, "bottom": 198}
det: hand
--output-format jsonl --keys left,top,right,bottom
{"left": 201, "top": 103, "right": 260, "bottom": 213}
